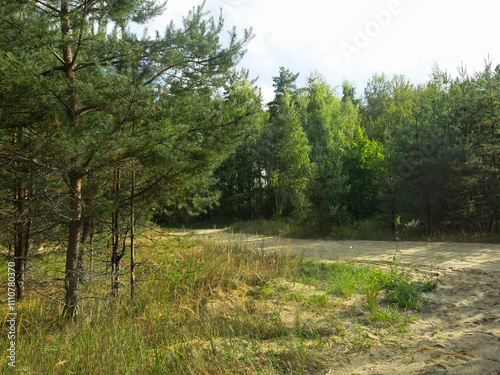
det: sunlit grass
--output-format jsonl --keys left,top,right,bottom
{"left": 0, "top": 228, "right": 437, "bottom": 374}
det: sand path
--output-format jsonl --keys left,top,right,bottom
{"left": 196, "top": 230, "right": 500, "bottom": 374}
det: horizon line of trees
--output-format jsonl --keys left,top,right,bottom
{"left": 197, "top": 63, "right": 499, "bottom": 237}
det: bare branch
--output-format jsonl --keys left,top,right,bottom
{"left": 34, "top": 0, "right": 60, "bottom": 15}
{"left": 76, "top": 106, "right": 98, "bottom": 117}
{"left": 51, "top": 50, "right": 65, "bottom": 64}
{"left": 2, "top": 51, "right": 21, "bottom": 66}
{"left": 40, "top": 65, "right": 66, "bottom": 76}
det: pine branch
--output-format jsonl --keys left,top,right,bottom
{"left": 71, "top": 1, "right": 91, "bottom": 66}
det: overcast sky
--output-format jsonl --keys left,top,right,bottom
{"left": 138, "top": 0, "right": 500, "bottom": 103}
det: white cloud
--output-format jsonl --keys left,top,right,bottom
{"left": 139, "top": 0, "right": 500, "bottom": 102}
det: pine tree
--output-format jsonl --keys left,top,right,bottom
{"left": 0, "top": 1, "right": 58, "bottom": 300}
{"left": 1, "top": 0, "right": 259, "bottom": 315}
{"left": 446, "top": 62, "right": 500, "bottom": 232}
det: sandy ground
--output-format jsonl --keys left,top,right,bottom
{"left": 196, "top": 230, "right": 500, "bottom": 374}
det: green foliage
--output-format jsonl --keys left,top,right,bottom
{"left": 212, "top": 63, "right": 498, "bottom": 239}
{"left": 361, "top": 74, "right": 414, "bottom": 141}
{"left": 265, "top": 93, "right": 313, "bottom": 217}
{"left": 343, "top": 127, "right": 386, "bottom": 220}
{"left": 268, "top": 66, "right": 301, "bottom": 117}
{"left": 366, "top": 305, "right": 413, "bottom": 326}
{"left": 0, "top": 0, "right": 264, "bottom": 314}
{"left": 301, "top": 74, "right": 356, "bottom": 228}
{"left": 212, "top": 67, "right": 313, "bottom": 220}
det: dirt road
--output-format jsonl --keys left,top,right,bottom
{"left": 197, "top": 230, "right": 500, "bottom": 374}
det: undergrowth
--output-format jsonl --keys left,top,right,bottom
{"left": 230, "top": 218, "right": 500, "bottom": 242}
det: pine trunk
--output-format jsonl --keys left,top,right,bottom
{"left": 61, "top": 0, "right": 84, "bottom": 316}
{"left": 13, "top": 127, "right": 31, "bottom": 301}
{"left": 130, "top": 164, "right": 136, "bottom": 299}
{"left": 63, "top": 175, "right": 83, "bottom": 316}
{"left": 111, "top": 169, "right": 121, "bottom": 297}
{"left": 14, "top": 186, "right": 26, "bottom": 301}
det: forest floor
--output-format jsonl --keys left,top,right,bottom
{"left": 192, "top": 229, "right": 500, "bottom": 374}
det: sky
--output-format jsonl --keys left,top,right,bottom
{"left": 136, "top": 0, "right": 500, "bottom": 103}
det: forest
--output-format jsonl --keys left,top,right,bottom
{"left": 204, "top": 63, "right": 500, "bottom": 239}
{"left": 1, "top": 0, "right": 499, "bottom": 318}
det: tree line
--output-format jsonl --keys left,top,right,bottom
{"left": 207, "top": 64, "right": 500, "bottom": 237}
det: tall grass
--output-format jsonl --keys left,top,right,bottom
{"left": 0, "top": 229, "right": 436, "bottom": 374}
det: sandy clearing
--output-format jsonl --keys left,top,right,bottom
{"left": 195, "top": 230, "right": 500, "bottom": 374}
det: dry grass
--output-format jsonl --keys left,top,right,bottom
{"left": 0, "top": 227, "right": 434, "bottom": 374}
